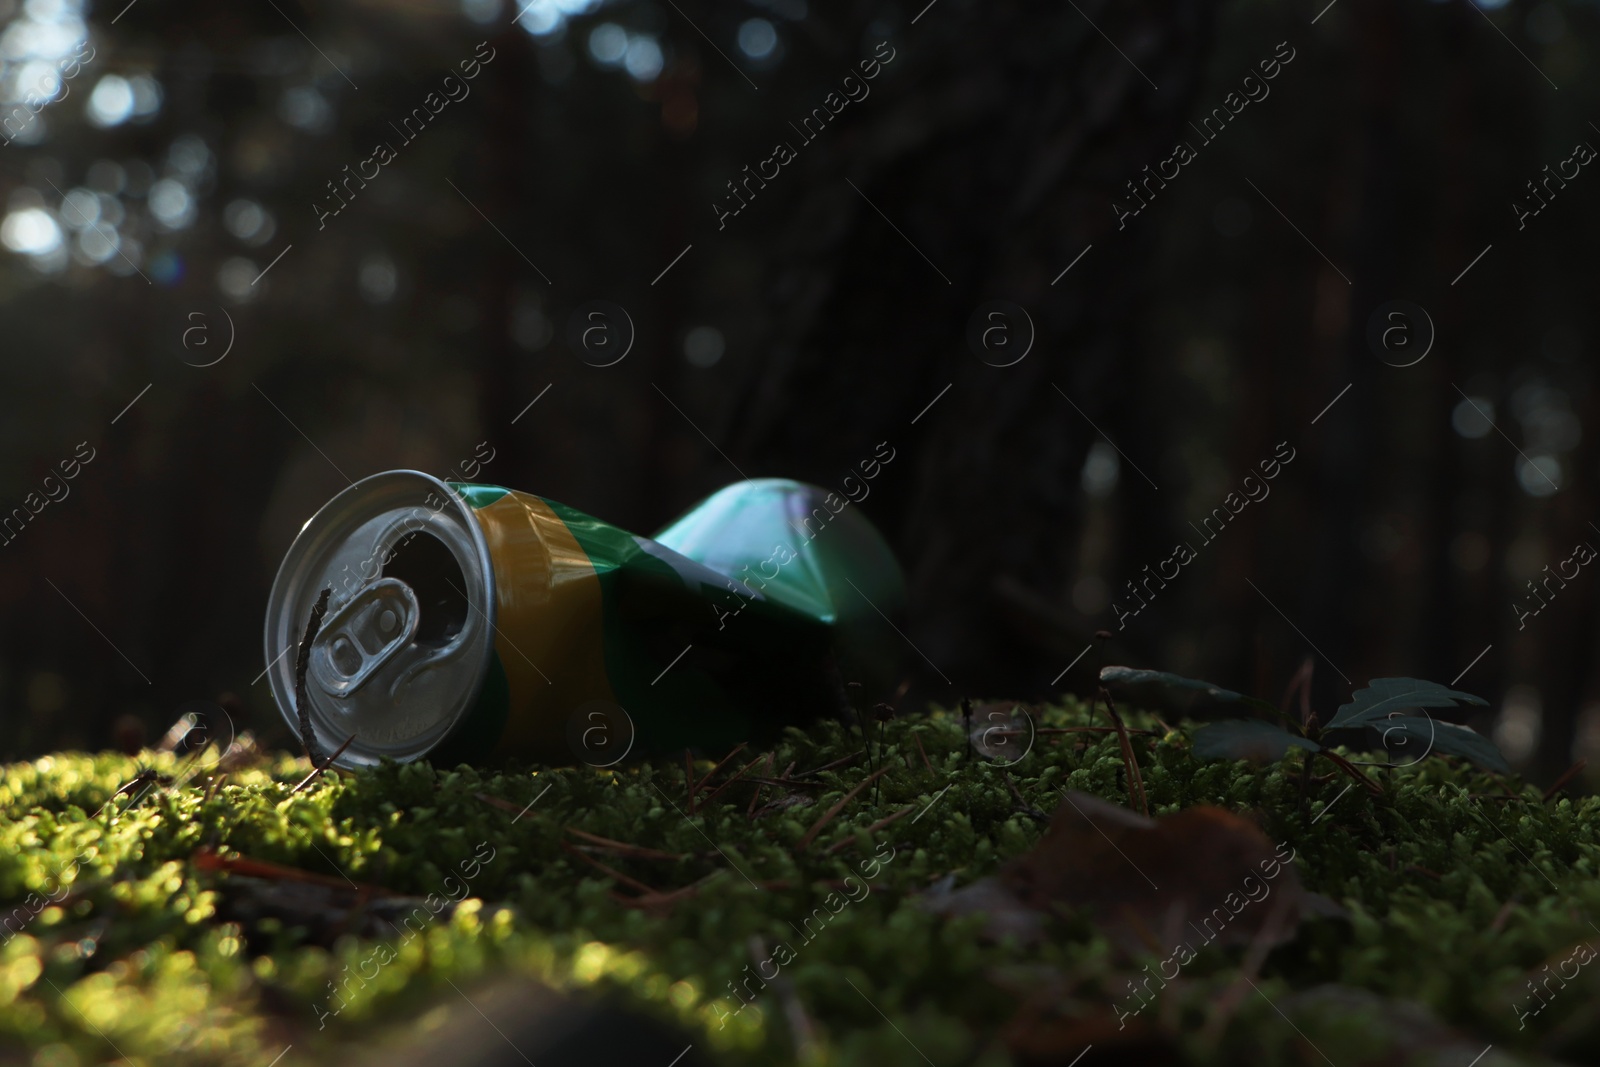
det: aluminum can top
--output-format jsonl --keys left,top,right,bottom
{"left": 263, "top": 470, "right": 496, "bottom": 767}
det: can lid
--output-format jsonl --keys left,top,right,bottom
{"left": 263, "top": 470, "right": 496, "bottom": 768}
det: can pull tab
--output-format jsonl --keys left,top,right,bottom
{"left": 309, "top": 578, "right": 420, "bottom": 698}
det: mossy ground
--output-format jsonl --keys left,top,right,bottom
{"left": 2, "top": 699, "right": 1598, "bottom": 1067}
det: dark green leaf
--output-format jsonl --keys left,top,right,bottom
{"left": 1326, "top": 678, "right": 1489, "bottom": 731}
{"left": 1191, "top": 720, "right": 1321, "bottom": 762}
{"left": 1367, "top": 716, "right": 1510, "bottom": 774}
{"left": 1100, "top": 666, "right": 1290, "bottom": 723}
{"left": 1100, "top": 666, "right": 1244, "bottom": 701}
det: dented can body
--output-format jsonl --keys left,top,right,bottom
{"left": 263, "top": 472, "right": 905, "bottom": 768}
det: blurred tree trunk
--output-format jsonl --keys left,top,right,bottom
{"left": 720, "top": 0, "right": 1220, "bottom": 699}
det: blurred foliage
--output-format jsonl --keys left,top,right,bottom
{"left": 0, "top": 0, "right": 1599, "bottom": 793}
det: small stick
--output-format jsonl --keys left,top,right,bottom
{"left": 1489, "top": 896, "right": 1519, "bottom": 934}
{"left": 692, "top": 743, "right": 750, "bottom": 798}
{"left": 293, "top": 588, "right": 332, "bottom": 766}
{"left": 823, "top": 804, "right": 916, "bottom": 854}
{"left": 794, "top": 752, "right": 859, "bottom": 778}
{"left": 1280, "top": 656, "right": 1315, "bottom": 728}
{"left": 562, "top": 842, "right": 660, "bottom": 896}
{"left": 1088, "top": 630, "right": 1111, "bottom": 725}
{"left": 1099, "top": 688, "right": 1148, "bottom": 817}
{"left": 192, "top": 846, "right": 389, "bottom": 896}
{"left": 799, "top": 767, "right": 890, "bottom": 849}
{"left": 1002, "top": 768, "right": 1048, "bottom": 821}
{"left": 1544, "top": 759, "right": 1587, "bottom": 802}
{"left": 871, "top": 704, "right": 894, "bottom": 805}
{"left": 286, "top": 733, "right": 356, "bottom": 797}
{"left": 911, "top": 731, "right": 933, "bottom": 775}
{"left": 615, "top": 871, "right": 730, "bottom": 913}
{"left": 476, "top": 792, "right": 527, "bottom": 817}
{"left": 201, "top": 773, "right": 228, "bottom": 804}
{"left": 1319, "top": 749, "right": 1384, "bottom": 795}
{"left": 699, "top": 755, "right": 764, "bottom": 807}
{"left": 684, "top": 749, "right": 696, "bottom": 815}
{"left": 748, "top": 753, "right": 775, "bottom": 819}
{"left": 565, "top": 827, "right": 685, "bottom": 862}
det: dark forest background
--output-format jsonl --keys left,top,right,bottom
{"left": 0, "top": 0, "right": 1595, "bottom": 785}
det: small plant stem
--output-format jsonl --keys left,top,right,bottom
{"left": 1099, "top": 687, "right": 1148, "bottom": 816}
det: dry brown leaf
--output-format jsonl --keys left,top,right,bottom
{"left": 1000, "top": 791, "right": 1308, "bottom": 952}
{"left": 924, "top": 792, "right": 1330, "bottom": 954}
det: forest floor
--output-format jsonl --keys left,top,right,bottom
{"left": 1, "top": 697, "right": 1598, "bottom": 1067}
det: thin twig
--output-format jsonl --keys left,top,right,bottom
{"left": 192, "top": 846, "right": 390, "bottom": 896}
{"left": 692, "top": 743, "right": 750, "bottom": 798}
{"left": 1098, "top": 687, "right": 1148, "bottom": 817}
{"left": 286, "top": 733, "right": 356, "bottom": 797}
{"left": 1319, "top": 749, "right": 1384, "bottom": 795}
{"left": 1281, "top": 655, "right": 1315, "bottom": 729}
{"left": 293, "top": 588, "right": 332, "bottom": 765}
{"left": 477, "top": 793, "right": 523, "bottom": 816}
{"left": 613, "top": 870, "right": 726, "bottom": 913}
{"left": 748, "top": 753, "right": 775, "bottom": 819}
{"left": 1297, "top": 747, "right": 1316, "bottom": 826}
{"left": 911, "top": 731, "right": 933, "bottom": 775}
{"left": 699, "top": 750, "right": 764, "bottom": 807}
{"left": 684, "top": 748, "right": 696, "bottom": 815}
{"left": 566, "top": 827, "right": 685, "bottom": 862}
{"left": 872, "top": 704, "right": 894, "bottom": 806}
{"left": 1489, "top": 895, "right": 1519, "bottom": 934}
{"left": 794, "top": 752, "right": 860, "bottom": 778}
{"left": 562, "top": 842, "right": 660, "bottom": 896}
{"left": 1544, "top": 759, "right": 1587, "bottom": 802}
{"left": 1002, "top": 768, "right": 1049, "bottom": 821}
{"left": 1088, "top": 629, "right": 1111, "bottom": 726}
{"left": 799, "top": 767, "right": 890, "bottom": 849}
{"left": 823, "top": 804, "right": 916, "bottom": 854}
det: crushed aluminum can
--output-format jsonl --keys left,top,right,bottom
{"left": 263, "top": 472, "right": 906, "bottom": 768}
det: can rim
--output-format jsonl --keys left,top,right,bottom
{"left": 261, "top": 470, "right": 498, "bottom": 768}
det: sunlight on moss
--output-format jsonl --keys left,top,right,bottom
{"left": 0, "top": 701, "right": 1595, "bottom": 1063}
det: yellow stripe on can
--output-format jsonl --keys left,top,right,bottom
{"left": 474, "top": 490, "right": 618, "bottom": 761}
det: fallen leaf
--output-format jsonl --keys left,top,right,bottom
{"left": 923, "top": 793, "right": 1326, "bottom": 953}
{"left": 1002, "top": 792, "right": 1310, "bottom": 952}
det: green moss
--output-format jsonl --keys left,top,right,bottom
{"left": 0, "top": 700, "right": 1596, "bottom": 1065}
